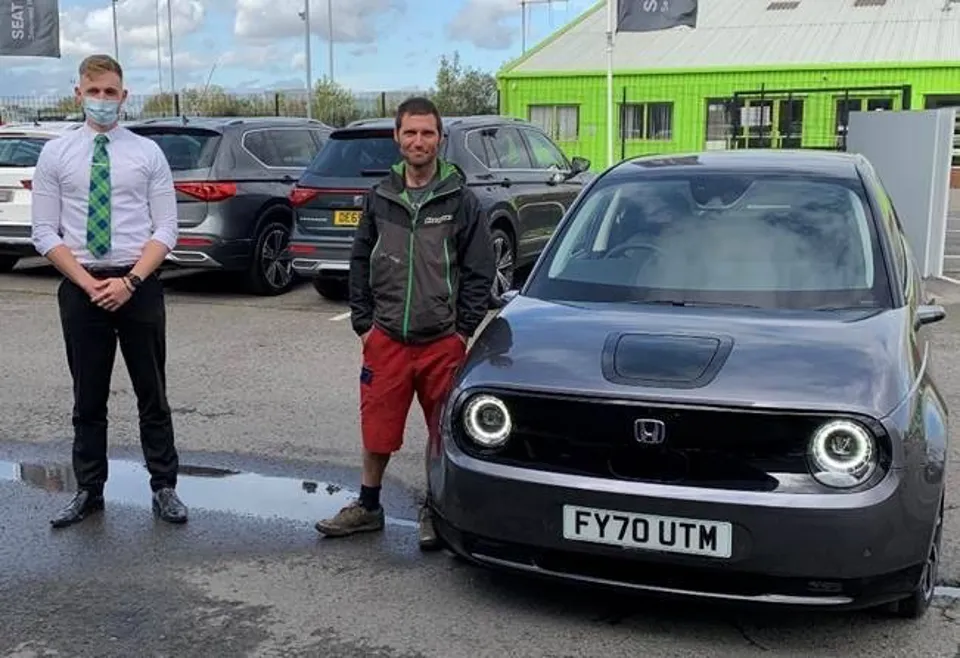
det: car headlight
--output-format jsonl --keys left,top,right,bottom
{"left": 807, "top": 419, "right": 877, "bottom": 488}
{"left": 462, "top": 394, "right": 512, "bottom": 448}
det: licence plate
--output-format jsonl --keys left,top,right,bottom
{"left": 333, "top": 210, "right": 361, "bottom": 226}
{"left": 562, "top": 504, "right": 733, "bottom": 558}
{"left": 0, "top": 190, "right": 12, "bottom": 202}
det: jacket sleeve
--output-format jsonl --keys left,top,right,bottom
{"left": 455, "top": 189, "right": 497, "bottom": 338}
{"left": 349, "top": 191, "right": 377, "bottom": 336}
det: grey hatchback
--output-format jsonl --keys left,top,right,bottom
{"left": 126, "top": 116, "right": 335, "bottom": 295}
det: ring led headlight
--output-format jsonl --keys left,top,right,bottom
{"left": 462, "top": 394, "right": 512, "bottom": 448}
{"left": 808, "top": 419, "right": 877, "bottom": 488}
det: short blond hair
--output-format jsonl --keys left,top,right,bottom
{"left": 79, "top": 54, "right": 123, "bottom": 80}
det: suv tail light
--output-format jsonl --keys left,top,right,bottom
{"left": 21, "top": 180, "right": 31, "bottom": 190}
{"left": 288, "top": 185, "right": 321, "bottom": 207}
{"left": 174, "top": 181, "right": 237, "bottom": 202}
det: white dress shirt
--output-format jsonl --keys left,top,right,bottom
{"left": 30, "top": 123, "right": 179, "bottom": 268}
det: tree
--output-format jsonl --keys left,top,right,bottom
{"left": 430, "top": 51, "right": 498, "bottom": 116}
{"left": 311, "top": 77, "right": 362, "bottom": 126}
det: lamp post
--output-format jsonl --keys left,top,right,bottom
{"left": 300, "top": 0, "right": 312, "bottom": 118}
{"left": 111, "top": 0, "right": 119, "bottom": 60}
{"left": 167, "top": 0, "right": 176, "bottom": 114}
{"left": 327, "top": 0, "right": 333, "bottom": 82}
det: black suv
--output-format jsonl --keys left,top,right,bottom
{"left": 286, "top": 115, "right": 590, "bottom": 300}
{"left": 126, "top": 116, "right": 335, "bottom": 295}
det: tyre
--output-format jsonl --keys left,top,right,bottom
{"left": 490, "top": 227, "right": 515, "bottom": 303}
{"left": 313, "top": 276, "right": 348, "bottom": 301}
{"left": 889, "top": 495, "right": 943, "bottom": 619}
{"left": 0, "top": 255, "right": 19, "bottom": 273}
{"left": 247, "top": 219, "right": 294, "bottom": 296}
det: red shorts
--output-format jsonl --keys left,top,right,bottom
{"left": 359, "top": 326, "right": 467, "bottom": 455}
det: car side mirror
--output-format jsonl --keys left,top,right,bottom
{"left": 551, "top": 156, "right": 591, "bottom": 184}
{"left": 491, "top": 289, "right": 519, "bottom": 309}
{"left": 570, "top": 156, "right": 590, "bottom": 175}
{"left": 915, "top": 304, "right": 946, "bottom": 329}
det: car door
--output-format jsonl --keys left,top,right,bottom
{"left": 517, "top": 125, "right": 586, "bottom": 249}
{"left": 479, "top": 125, "right": 561, "bottom": 263}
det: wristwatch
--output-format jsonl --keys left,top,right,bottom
{"left": 124, "top": 273, "right": 142, "bottom": 291}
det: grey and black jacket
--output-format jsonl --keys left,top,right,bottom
{"left": 349, "top": 159, "right": 496, "bottom": 344}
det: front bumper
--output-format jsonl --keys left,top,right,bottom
{"left": 430, "top": 442, "right": 934, "bottom": 609}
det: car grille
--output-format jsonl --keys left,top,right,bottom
{"left": 452, "top": 390, "right": 869, "bottom": 491}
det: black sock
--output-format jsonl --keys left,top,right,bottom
{"left": 359, "top": 485, "right": 381, "bottom": 511}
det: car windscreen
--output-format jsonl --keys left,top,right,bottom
{"left": 306, "top": 128, "right": 400, "bottom": 177}
{"left": 524, "top": 170, "right": 893, "bottom": 310}
{"left": 128, "top": 127, "right": 221, "bottom": 171}
{"left": 0, "top": 136, "right": 48, "bottom": 167}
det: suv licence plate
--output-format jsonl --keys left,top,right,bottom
{"left": 333, "top": 210, "right": 361, "bottom": 226}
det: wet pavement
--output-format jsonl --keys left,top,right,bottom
{"left": 4, "top": 265, "right": 960, "bottom": 657}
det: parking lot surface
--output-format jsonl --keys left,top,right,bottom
{"left": 3, "top": 260, "right": 960, "bottom": 657}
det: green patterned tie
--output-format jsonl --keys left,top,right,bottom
{"left": 87, "top": 133, "right": 111, "bottom": 258}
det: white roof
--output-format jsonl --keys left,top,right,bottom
{"left": 503, "top": 0, "right": 960, "bottom": 74}
{"left": 0, "top": 121, "right": 83, "bottom": 136}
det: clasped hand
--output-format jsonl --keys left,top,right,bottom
{"left": 89, "top": 277, "right": 132, "bottom": 311}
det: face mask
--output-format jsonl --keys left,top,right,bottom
{"left": 83, "top": 97, "right": 121, "bottom": 127}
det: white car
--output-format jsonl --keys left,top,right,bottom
{"left": 0, "top": 121, "right": 83, "bottom": 272}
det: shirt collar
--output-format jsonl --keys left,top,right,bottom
{"left": 82, "top": 122, "right": 123, "bottom": 142}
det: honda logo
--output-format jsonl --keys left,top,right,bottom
{"left": 634, "top": 419, "right": 666, "bottom": 445}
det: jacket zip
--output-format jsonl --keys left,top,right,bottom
{"left": 376, "top": 184, "right": 460, "bottom": 341}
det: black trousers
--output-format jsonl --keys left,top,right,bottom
{"left": 57, "top": 270, "right": 178, "bottom": 494}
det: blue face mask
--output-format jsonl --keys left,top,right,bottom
{"left": 83, "top": 97, "right": 121, "bottom": 127}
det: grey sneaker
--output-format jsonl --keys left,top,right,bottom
{"left": 315, "top": 500, "right": 384, "bottom": 537}
{"left": 418, "top": 505, "right": 440, "bottom": 551}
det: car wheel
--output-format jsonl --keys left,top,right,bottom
{"left": 247, "top": 219, "right": 294, "bottom": 296}
{"left": 490, "top": 227, "right": 515, "bottom": 302}
{"left": 890, "top": 495, "right": 943, "bottom": 619}
{"left": 313, "top": 276, "right": 348, "bottom": 301}
{"left": 0, "top": 255, "right": 19, "bottom": 273}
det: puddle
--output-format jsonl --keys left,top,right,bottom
{"left": 0, "top": 459, "right": 416, "bottom": 529}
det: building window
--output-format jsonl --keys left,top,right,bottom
{"left": 704, "top": 98, "right": 734, "bottom": 148}
{"left": 835, "top": 96, "right": 895, "bottom": 142}
{"left": 528, "top": 105, "right": 579, "bottom": 141}
{"left": 619, "top": 102, "right": 673, "bottom": 140}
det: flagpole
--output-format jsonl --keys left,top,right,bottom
{"left": 606, "top": 0, "right": 614, "bottom": 168}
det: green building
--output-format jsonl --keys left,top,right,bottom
{"left": 496, "top": 0, "right": 960, "bottom": 171}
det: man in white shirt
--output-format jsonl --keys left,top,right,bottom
{"left": 31, "top": 54, "right": 188, "bottom": 528}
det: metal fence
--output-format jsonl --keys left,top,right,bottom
{"left": 0, "top": 88, "right": 440, "bottom": 127}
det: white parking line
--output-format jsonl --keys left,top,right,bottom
{"left": 935, "top": 586, "right": 960, "bottom": 599}
{"left": 330, "top": 311, "right": 351, "bottom": 321}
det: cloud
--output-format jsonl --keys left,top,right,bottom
{"left": 235, "top": 0, "right": 405, "bottom": 43}
{"left": 446, "top": 0, "right": 519, "bottom": 50}
{"left": 62, "top": 0, "right": 206, "bottom": 59}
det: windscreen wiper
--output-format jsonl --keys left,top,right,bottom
{"left": 633, "top": 299, "right": 762, "bottom": 309}
{"left": 360, "top": 169, "right": 389, "bottom": 176}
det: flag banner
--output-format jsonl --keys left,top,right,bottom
{"left": 617, "top": 0, "right": 697, "bottom": 32}
{"left": 0, "top": 0, "right": 61, "bottom": 57}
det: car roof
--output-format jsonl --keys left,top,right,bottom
{"left": 124, "top": 115, "right": 335, "bottom": 131}
{"left": 0, "top": 121, "right": 84, "bottom": 137}
{"left": 341, "top": 114, "right": 531, "bottom": 133}
{"left": 608, "top": 149, "right": 866, "bottom": 181}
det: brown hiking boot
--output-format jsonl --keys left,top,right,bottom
{"left": 315, "top": 500, "right": 384, "bottom": 537}
{"left": 418, "top": 505, "right": 441, "bottom": 551}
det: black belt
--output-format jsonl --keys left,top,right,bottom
{"left": 83, "top": 265, "right": 135, "bottom": 278}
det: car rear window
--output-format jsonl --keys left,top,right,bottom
{"left": 306, "top": 128, "right": 399, "bottom": 177}
{"left": 0, "top": 136, "right": 48, "bottom": 167}
{"left": 527, "top": 170, "right": 893, "bottom": 310}
{"left": 129, "top": 127, "right": 222, "bottom": 171}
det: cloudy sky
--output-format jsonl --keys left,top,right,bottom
{"left": 1, "top": 0, "right": 597, "bottom": 98}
